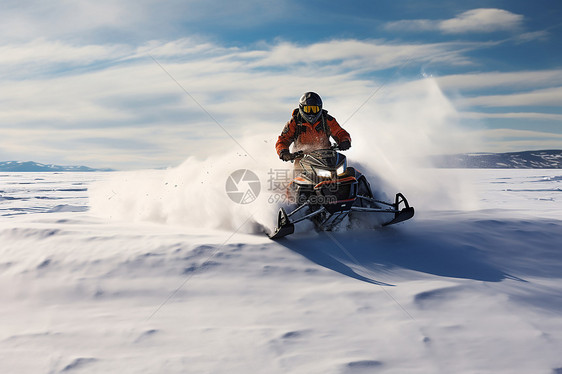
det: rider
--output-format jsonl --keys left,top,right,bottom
{"left": 276, "top": 92, "right": 351, "bottom": 162}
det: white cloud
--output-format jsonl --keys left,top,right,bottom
{"left": 385, "top": 8, "right": 524, "bottom": 34}
{"left": 466, "top": 86, "right": 562, "bottom": 107}
{"left": 0, "top": 0, "right": 293, "bottom": 44}
{"left": 514, "top": 30, "right": 550, "bottom": 43}
{"left": 250, "top": 39, "right": 478, "bottom": 69}
{"left": 0, "top": 0, "right": 132, "bottom": 42}
{"left": 383, "top": 19, "right": 437, "bottom": 33}
{"left": 435, "top": 70, "right": 562, "bottom": 91}
{"left": 476, "top": 129, "right": 562, "bottom": 152}
{"left": 0, "top": 39, "right": 133, "bottom": 80}
{"left": 483, "top": 129, "right": 562, "bottom": 139}
{"left": 432, "top": 70, "right": 562, "bottom": 124}
{"left": 0, "top": 40, "right": 124, "bottom": 65}
{"left": 439, "top": 9, "right": 523, "bottom": 34}
{"left": 461, "top": 112, "right": 562, "bottom": 121}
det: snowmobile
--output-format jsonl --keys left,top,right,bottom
{"left": 268, "top": 145, "right": 414, "bottom": 239}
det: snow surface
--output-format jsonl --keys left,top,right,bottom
{"left": 1, "top": 168, "right": 561, "bottom": 373}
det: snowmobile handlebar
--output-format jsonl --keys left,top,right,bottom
{"left": 289, "top": 144, "right": 342, "bottom": 160}
{"left": 289, "top": 151, "right": 304, "bottom": 160}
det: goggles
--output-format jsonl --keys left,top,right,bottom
{"left": 302, "top": 105, "right": 320, "bottom": 114}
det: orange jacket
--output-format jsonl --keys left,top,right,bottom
{"left": 275, "top": 109, "right": 351, "bottom": 155}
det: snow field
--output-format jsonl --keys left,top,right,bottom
{"left": 0, "top": 169, "right": 561, "bottom": 373}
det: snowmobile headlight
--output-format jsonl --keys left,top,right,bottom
{"left": 336, "top": 164, "right": 346, "bottom": 175}
{"left": 316, "top": 168, "right": 332, "bottom": 178}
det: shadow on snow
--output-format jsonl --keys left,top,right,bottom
{"left": 275, "top": 218, "right": 562, "bottom": 285}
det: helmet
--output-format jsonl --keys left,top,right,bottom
{"left": 298, "top": 92, "right": 323, "bottom": 124}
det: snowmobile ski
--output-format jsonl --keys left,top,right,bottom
{"left": 268, "top": 207, "right": 295, "bottom": 239}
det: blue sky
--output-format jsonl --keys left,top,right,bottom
{"left": 0, "top": 0, "right": 561, "bottom": 169}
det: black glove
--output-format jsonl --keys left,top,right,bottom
{"left": 279, "top": 149, "right": 292, "bottom": 162}
{"left": 338, "top": 140, "right": 351, "bottom": 151}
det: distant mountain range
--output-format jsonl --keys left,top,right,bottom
{"left": 0, "top": 161, "right": 113, "bottom": 172}
{"left": 2, "top": 151, "right": 561, "bottom": 171}
{"left": 432, "top": 150, "right": 562, "bottom": 169}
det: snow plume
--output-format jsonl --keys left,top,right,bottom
{"left": 90, "top": 77, "right": 480, "bottom": 231}
{"left": 337, "top": 77, "right": 482, "bottom": 211}
{"left": 89, "top": 137, "right": 284, "bottom": 234}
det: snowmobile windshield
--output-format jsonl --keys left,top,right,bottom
{"left": 303, "top": 149, "right": 347, "bottom": 179}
